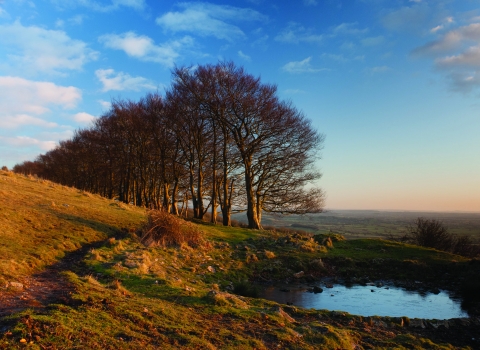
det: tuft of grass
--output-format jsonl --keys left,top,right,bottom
{"left": 264, "top": 250, "right": 276, "bottom": 259}
{"left": 141, "top": 210, "right": 203, "bottom": 248}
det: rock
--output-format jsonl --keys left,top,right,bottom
{"left": 8, "top": 282, "right": 24, "bottom": 290}
{"left": 325, "top": 283, "right": 333, "bottom": 288}
{"left": 409, "top": 319, "right": 426, "bottom": 328}
{"left": 313, "top": 286, "right": 323, "bottom": 294}
{"left": 429, "top": 320, "right": 449, "bottom": 329}
{"left": 279, "top": 288, "right": 290, "bottom": 292}
{"left": 207, "top": 290, "right": 218, "bottom": 297}
{"left": 207, "top": 266, "right": 216, "bottom": 273}
{"left": 293, "top": 271, "right": 304, "bottom": 278}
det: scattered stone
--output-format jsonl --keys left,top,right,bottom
{"left": 293, "top": 271, "right": 304, "bottom": 278}
{"left": 207, "top": 266, "right": 216, "bottom": 273}
{"left": 312, "top": 286, "right": 323, "bottom": 294}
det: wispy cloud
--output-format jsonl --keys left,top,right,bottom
{"left": 381, "top": 3, "right": 429, "bottom": 32}
{"left": 282, "top": 57, "right": 328, "bottom": 73}
{"left": 366, "top": 65, "right": 391, "bottom": 74}
{"left": 332, "top": 22, "right": 368, "bottom": 36}
{"left": 275, "top": 22, "right": 323, "bottom": 44}
{"left": 436, "top": 46, "right": 480, "bottom": 68}
{"left": 303, "top": 0, "right": 317, "bottom": 6}
{"left": 413, "top": 23, "right": 480, "bottom": 55}
{"left": 95, "top": 68, "right": 156, "bottom": 92}
{"left": 238, "top": 50, "right": 251, "bottom": 62}
{"left": 156, "top": 3, "right": 265, "bottom": 42}
{"left": 361, "top": 35, "right": 384, "bottom": 47}
{"left": 284, "top": 88, "right": 306, "bottom": 94}
{"left": 0, "top": 114, "right": 58, "bottom": 129}
{"left": 98, "top": 100, "right": 112, "bottom": 110}
{"left": 0, "top": 21, "right": 98, "bottom": 75}
{"left": 99, "top": 31, "right": 194, "bottom": 67}
{"left": 50, "top": 0, "right": 145, "bottom": 12}
{"left": 446, "top": 71, "right": 480, "bottom": 93}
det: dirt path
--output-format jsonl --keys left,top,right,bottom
{"left": 0, "top": 240, "right": 105, "bottom": 318}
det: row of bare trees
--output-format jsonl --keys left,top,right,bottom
{"left": 14, "top": 62, "right": 325, "bottom": 229}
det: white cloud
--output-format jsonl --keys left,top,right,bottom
{"left": 51, "top": 0, "right": 145, "bottom": 12}
{"left": 0, "top": 136, "right": 57, "bottom": 152}
{"left": 99, "top": 31, "right": 194, "bottom": 67}
{"left": 74, "top": 112, "right": 96, "bottom": 124}
{"left": 275, "top": 22, "right": 323, "bottom": 44}
{"left": 282, "top": 57, "right": 328, "bottom": 74}
{"left": 0, "top": 21, "right": 98, "bottom": 75}
{"left": 156, "top": 3, "right": 265, "bottom": 42}
{"left": 95, "top": 68, "right": 156, "bottom": 91}
{"left": 0, "top": 76, "right": 80, "bottom": 165}
{"left": 238, "top": 50, "right": 251, "bottom": 61}
{"left": 0, "top": 76, "right": 81, "bottom": 120}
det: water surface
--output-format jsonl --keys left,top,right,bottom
{"left": 260, "top": 284, "right": 468, "bottom": 319}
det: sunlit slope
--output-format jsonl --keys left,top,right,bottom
{"left": 0, "top": 170, "right": 145, "bottom": 282}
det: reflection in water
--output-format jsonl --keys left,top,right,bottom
{"left": 259, "top": 284, "right": 468, "bottom": 319}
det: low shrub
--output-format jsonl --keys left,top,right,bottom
{"left": 400, "top": 218, "right": 480, "bottom": 258}
{"left": 232, "top": 281, "right": 259, "bottom": 298}
{"left": 140, "top": 210, "right": 203, "bottom": 248}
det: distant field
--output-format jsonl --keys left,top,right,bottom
{"left": 241, "top": 210, "right": 480, "bottom": 241}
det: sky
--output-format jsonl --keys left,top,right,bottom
{"left": 0, "top": 0, "right": 479, "bottom": 212}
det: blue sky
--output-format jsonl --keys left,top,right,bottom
{"left": 1, "top": 0, "right": 479, "bottom": 212}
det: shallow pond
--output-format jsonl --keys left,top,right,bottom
{"left": 259, "top": 284, "right": 468, "bottom": 319}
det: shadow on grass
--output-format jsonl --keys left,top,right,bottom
{"left": 52, "top": 211, "right": 127, "bottom": 238}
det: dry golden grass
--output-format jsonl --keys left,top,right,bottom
{"left": 0, "top": 172, "right": 145, "bottom": 281}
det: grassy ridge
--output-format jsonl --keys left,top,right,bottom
{"left": 0, "top": 170, "right": 478, "bottom": 349}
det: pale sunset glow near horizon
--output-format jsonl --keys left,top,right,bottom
{"left": 0, "top": 0, "right": 479, "bottom": 212}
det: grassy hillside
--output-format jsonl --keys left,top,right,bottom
{"left": 0, "top": 170, "right": 144, "bottom": 283}
{"left": 0, "top": 170, "right": 479, "bottom": 349}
